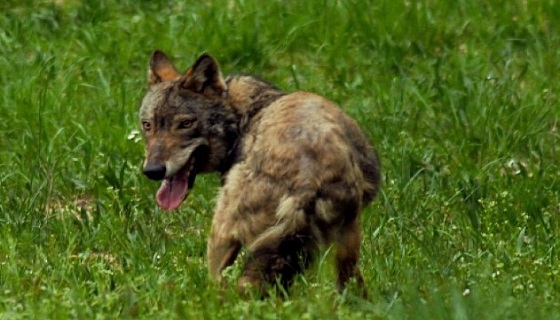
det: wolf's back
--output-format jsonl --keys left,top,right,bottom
{"left": 250, "top": 91, "right": 381, "bottom": 207}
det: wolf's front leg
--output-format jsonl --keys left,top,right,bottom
{"left": 207, "top": 224, "right": 242, "bottom": 283}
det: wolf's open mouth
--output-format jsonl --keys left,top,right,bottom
{"left": 155, "top": 156, "right": 198, "bottom": 211}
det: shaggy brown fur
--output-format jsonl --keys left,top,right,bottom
{"left": 139, "top": 50, "right": 380, "bottom": 297}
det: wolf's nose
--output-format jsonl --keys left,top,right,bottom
{"left": 143, "top": 163, "right": 166, "bottom": 181}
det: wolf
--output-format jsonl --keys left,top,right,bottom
{"left": 139, "top": 50, "right": 381, "bottom": 297}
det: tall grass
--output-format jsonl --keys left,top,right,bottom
{"left": 0, "top": 0, "right": 558, "bottom": 318}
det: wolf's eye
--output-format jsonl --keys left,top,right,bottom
{"left": 142, "top": 121, "right": 152, "bottom": 131}
{"left": 178, "top": 119, "right": 194, "bottom": 129}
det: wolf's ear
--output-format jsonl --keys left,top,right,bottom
{"left": 148, "top": 50, "right": 180, "bottom": 85}
{"left": 182, "top": 53, "right": 227, "bottom": 96}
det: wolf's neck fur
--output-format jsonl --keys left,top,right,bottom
{"left": 225, "top": 75, "right": 284, "bottom": 120}
{"left": 214, "top": 75, "right": 283, "bottom": 175}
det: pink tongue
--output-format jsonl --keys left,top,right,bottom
{"left": 155, "top": 176, "right": 189, "bottom": 211}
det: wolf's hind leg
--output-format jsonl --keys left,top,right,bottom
{"left": 207, "top": 231, "right": 242, "bottom": 284}
{"left": 239, "top": 230, "right": 318, "bottom": 297}
{"left": 335, "top": 220, "right": 367, "bottom": 298}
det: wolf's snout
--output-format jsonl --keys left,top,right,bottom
{"left": 143, "top": 163, "right": 166, "bottom": 181}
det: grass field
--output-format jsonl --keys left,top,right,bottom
{"left": 1, "top": 0, "right": 559, "bottom": 318}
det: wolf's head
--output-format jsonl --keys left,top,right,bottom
{"left": 139, "top": 51, "right": 239, "bottom": 211}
